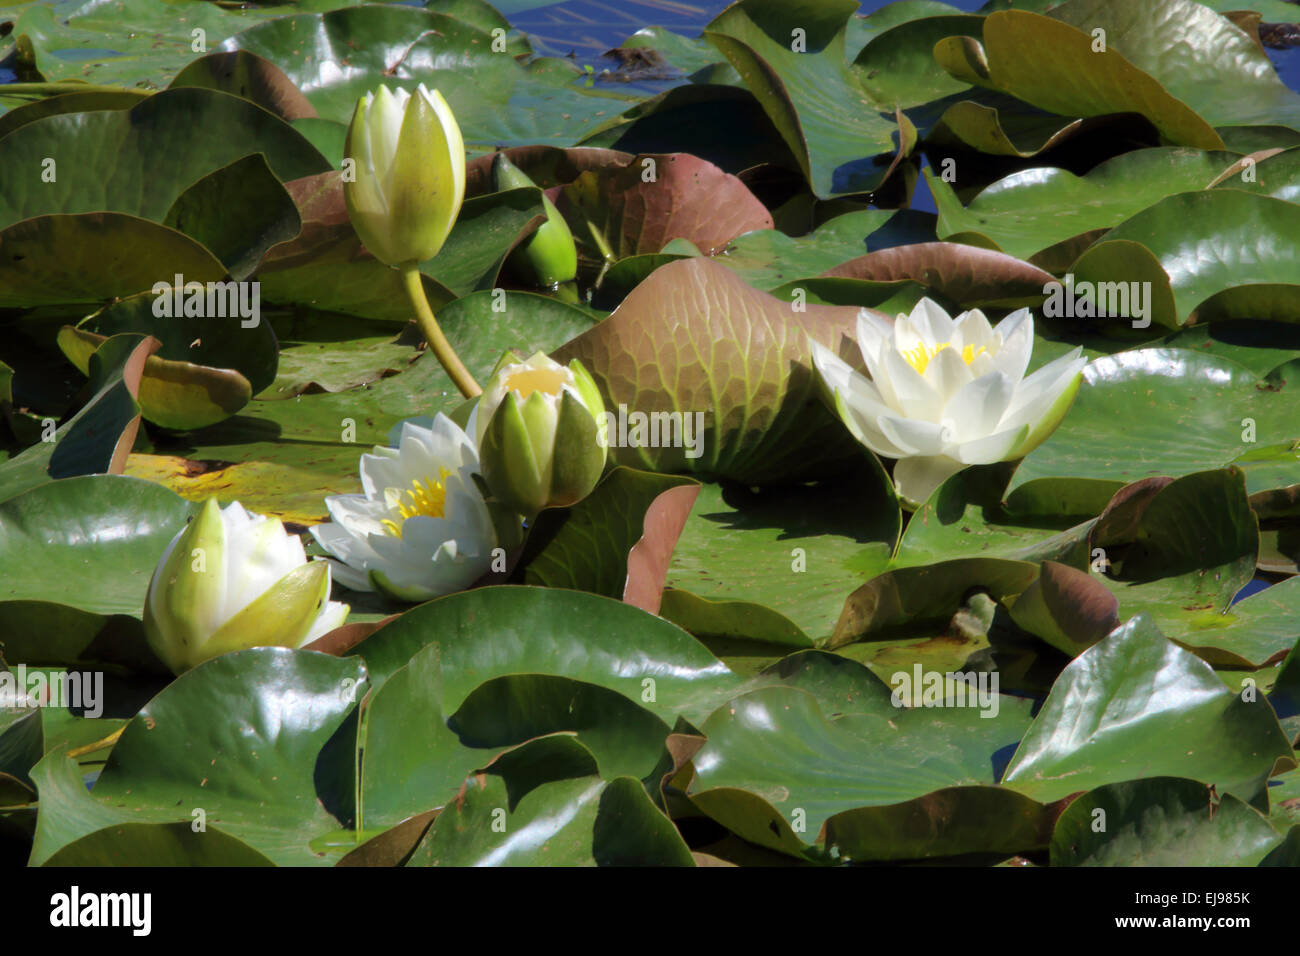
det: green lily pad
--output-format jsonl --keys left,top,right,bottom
{"left": 664, "top": 462, "right": 899, "bottom": 645}
{"left": 927, "top": 148, "right": 1240, "bottom": 261}
{"left": 28, "top": 647, "right": 365, "bottom": 866}
{"left": 933, "top": 10, "right": 1223, "bottom": 149}
{"left": 1009, "top": 350, "right": 1300, "bottom": 513}
{"left": 703, "top": 0, "right": 900, "bottom": 198}
{"left": 407, "top": 767, "right": 692, "bottom": 867}
{"left": 0, "top": 475, "right": 193, "bottom": 672}
{"left": 1094, "top": 190, "right": 1300, "bottom": 324}
{"left": 690, "top": 654, "right": 1033, "bottom": 849}
{"left": 220, "top": 4, "right": 632, "bottom": 148}
{"left": 1050, "top": 776, "right": 1284, "bottom": 866}
{"left": 0, "top": 697, "right": 42, "bottom": 792}
{"left": 518, "top": 466, "right": 698, "bottom": 600}
{"left": 854, "top": 15, "right": 983, "bottom": 110}
{"left": 712, "top": 210, "right": 892, "bottom": 291}
{"left": 7, "top": 0, "right": 259, "bottom": 88}
{"left": 43, "top": 821, "right": 276, "bottom": 866}
{"left": 1172, "top": 575, "right": 1300, "bottom": 670}
{"left": 0, "top": 213, "right": 228, "bottom": 309}
{"left": 824, "top": 785, "right": 1058, "bottom": 863}
{"left": 1002, "top": 616, "right": 1294, "bottom": 805}
{"left": 358, "top": 639, "right": 673, "bottom": 827}
{"left": 893, "top": 463, "right": 1095, "bottom": 571}
{"left": 1148, "top": 322, "right": 1300, "bottom": 378}
{"left": 350, "top": 586, "right": 740, "bottom": 724}
{"left": 1047, "top": 0, "right": 1300, "bottom": 133}
{"left": 260, "top": 310, "right": 418, "bottom": 400}
{"left": 169, "top": 49, "right": 318, "bottom": 122}
{"left": 0, "top": 336, "right": 151, "bottom": 504}
{"left": 77, "top": 287, "right": 278, "bottom": 397}
{"left": 59, "top": 327, "right": 253, "bottom": 432}
{"left": 1087, "top": 469, "right": 1265, "bottom": 665}
{"left": 163, "top": 152, "right": 302, "bottom": 281}
{"left": 0, "top": 90, "right": 148, "bottom": 140}
{"left": 418, "top": 187, "right": 548, "bottom": 297}
{"left": 0, "top": 86, "right": 329, "bottom": 231}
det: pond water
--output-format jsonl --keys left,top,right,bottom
{"left": 512, "top": 0, "right": 1300, "bottom": 215}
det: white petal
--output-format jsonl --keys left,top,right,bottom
{"left": 223, "top": 512, "right": 298, "bottom": 619}
{"left": 952, "top": 424, "right": 1030, "bottom": 464}
{"left": 359, "top": 446, "right": 403, "bottom": 498}
{"left": 810, "top": 337, "right": 855, "bottom": 386}
{"left": 881, "top": 347, "right": 944, "bottom": 421}
{"left": 891, "top": 314, "right": 928, "bottom": 358}
{"left": 368, "top": 557, "right": 439, "bottom": 601}
{"left": 893, "top": 455, "right": 966, "bottom": 507}
{"left": 1001, "top": 349, "right": 1086, "bottom": 429}
{"left": 907, "top": 297, "right": 956, "bottom": 344}
{"left": 322, "top": 557, "right": 374, "bottom": 593}
{"left": 855, "top": 309, "right": 894, "bottom": 366}
{"left": 921, "top": 343, "right": 974, "bottom": 402}
{"left": 943, "top": 370, "right": 1015, "bottom": 441}
{"left": 951, "top": 309, "right": 995, "bottom": 353}
{"left": 991, "top": 308, "right": 1034, "bottom": 384}
{"left": 324, "top": 493, "right": 390, "bottom": 539}
{"left": 877, "top": 414, "right": 953, "bottom": 457}
{"left": 831, "top": 388, "right": 908, "bottom": 459}
{"left": 302, "top": 597, "right": 351, "bottom": 645}
{"left": 311, "top": 519, "right": 382, "bottom": 570}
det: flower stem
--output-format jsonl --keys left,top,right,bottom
{"left": 399, "top": 261, "right": 481, "bottom": 398}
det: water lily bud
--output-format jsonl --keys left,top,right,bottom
{"left": 810, "top": 297, "right": 1087, "bottom": 508}
{"left": 492, "top": 153, "right": 578, "bottom": 287}
{"left": 344, "top": 83, "right": 466, "bottom": 266}
{"left": 143, "top": 499, "right": 349, "bottom": 674}
{"left": 475, "top": 352, "right": 607, "bottom": 516}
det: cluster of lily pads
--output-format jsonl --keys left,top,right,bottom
{"left": 3, "top": 0, "right": 1300, "bottom": 867}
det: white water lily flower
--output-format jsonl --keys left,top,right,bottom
{"left": 310, "top": 414, "right": 497, "bottom": 602}
{"left": 144, "top": 499, "right": 350, "bottom": 674}
{"left": 809, "top": 297, "right": 1087, "bottom": 507}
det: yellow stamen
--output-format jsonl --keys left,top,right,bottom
{"left": 900, "top": 341, "right": 987, "bottom": 375}
{"left": 381, "top": 469, "right": 450, "bottom": 537}
{"left": 503, "top": 366, "right": 566, "bottom": 399}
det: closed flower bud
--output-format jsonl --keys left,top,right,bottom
{"left": 344, "top": 83, "right": 466, "bottom": 267}
{"left": 474, "top": 352, "right": 607, "bottom": 517}
{"left": 143, "top": 499, "right": 349, "bottom": 674}
{"left": 492, "top": 153, "right": 578, "bottom": 287}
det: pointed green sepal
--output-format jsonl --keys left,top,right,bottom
{"left": 548, "top": 388, "right": 605, "bottom": 508}
{"left": 143, "top": 497, "right": 227, "bottom": 673}
{"left": 481, "top": 392, "right": 547, "bottom": 517}
{"left": 198, "top": 561, "right": 331, "bottom": 665}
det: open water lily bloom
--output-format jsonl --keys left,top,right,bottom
{"left": 809, "top": 298, "right": 1087, "bottom": 507}
{"left": 311, "top": 415, "right": 498, "bottom": 602}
